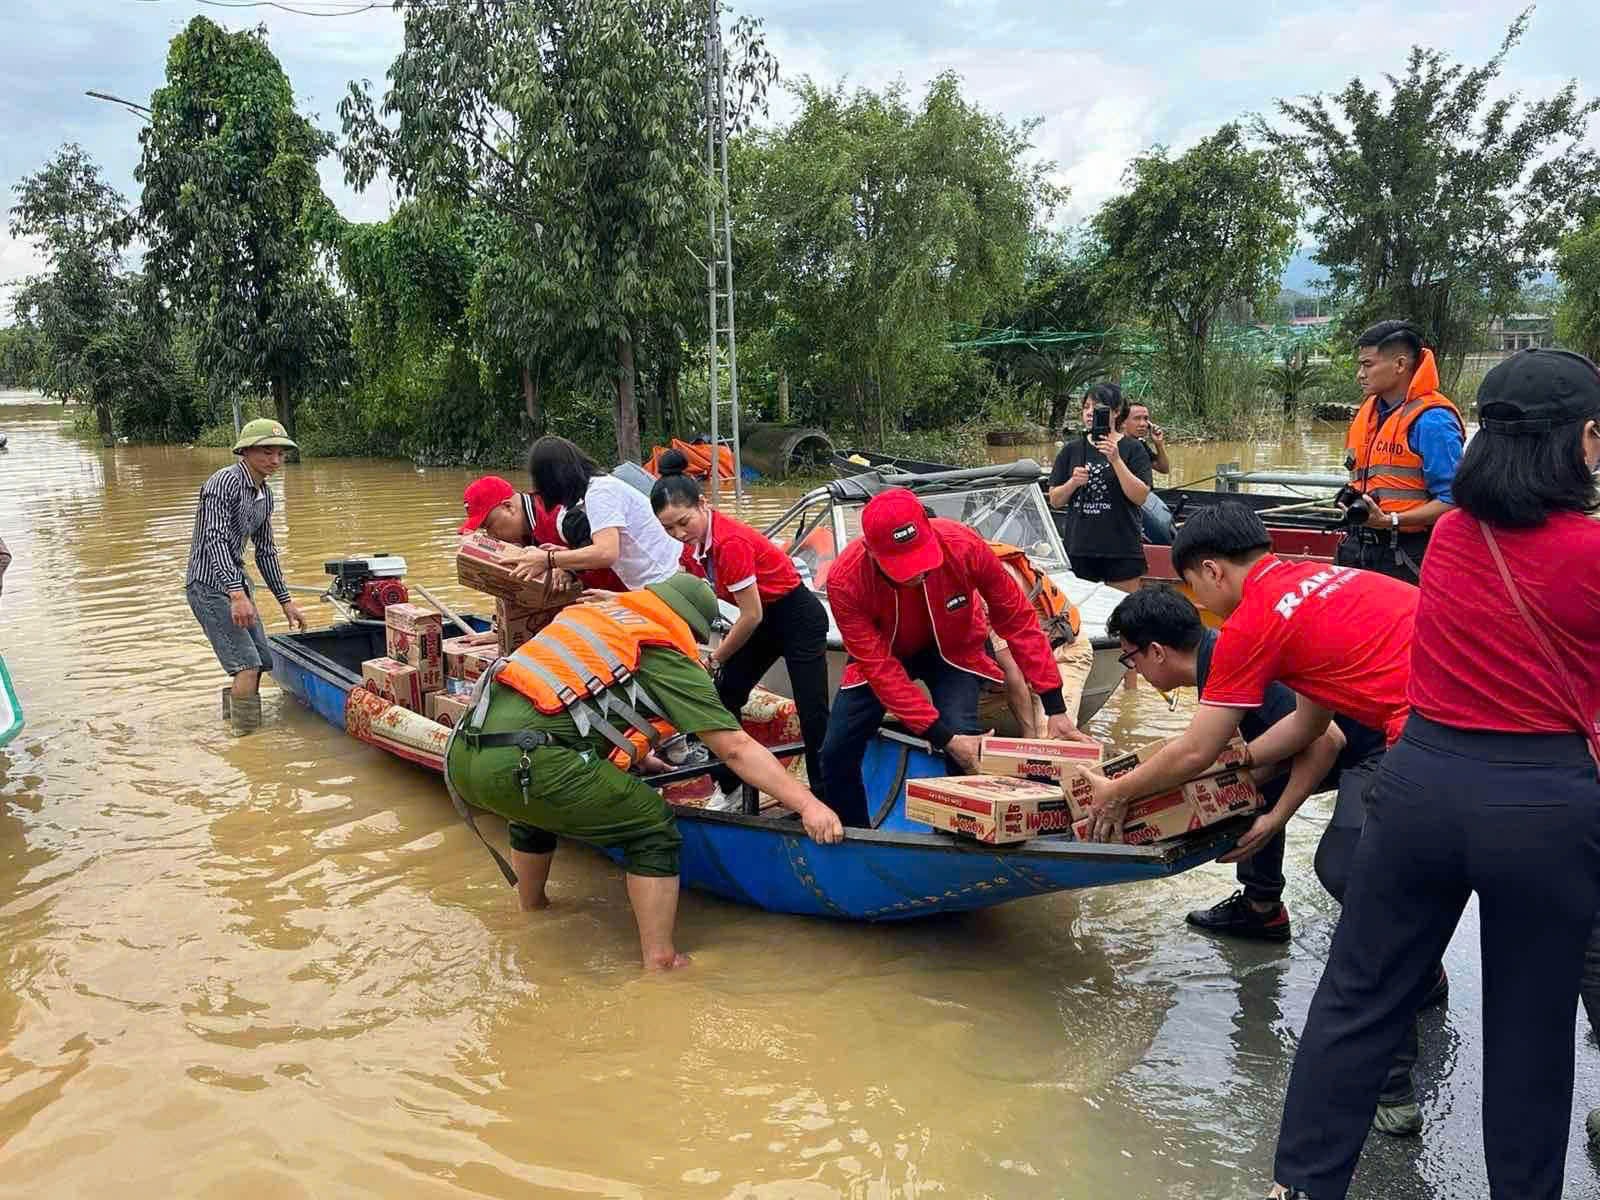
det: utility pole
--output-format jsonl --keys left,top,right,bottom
{"left": 703, "top": 0, "right": 743, "bottom": 506}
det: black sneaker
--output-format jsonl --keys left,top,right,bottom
{"left": 1421, "top": 965, "right": 1448, "bottom": 1011}
{"left": 1185, "top": 890, "right": 1292, "bottom": 943}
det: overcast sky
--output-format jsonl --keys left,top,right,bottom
{"left": 3, "top": 0, "right": 1596, "bottom": 308}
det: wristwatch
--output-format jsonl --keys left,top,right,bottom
{"left": 1389, "top": 512, "right": 1400, "bottom": 530}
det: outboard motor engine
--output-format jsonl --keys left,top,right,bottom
{"left": 324, "top": 555, "right": 409, "bottom": 619}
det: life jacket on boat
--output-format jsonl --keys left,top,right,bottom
{"left": 1343, "top": 350, "right": 1463, "bottom": 515}
{"left": 645, "top": 438, "right": 734, "bottom": 484}
{"left": 487, "top": 587, "right": 700, "bottom": 769}
{"left": 526, "top": 493, "right": 628, "bottom": 593}
{"left": 987, "top": 541, "right": 1080, "bottom": 646}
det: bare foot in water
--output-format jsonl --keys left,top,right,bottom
{"left": 517, "top": 893, "right": 551, "bottom": 913}
{"left": 643, "top": 950, "right": 692, "bottom": 971}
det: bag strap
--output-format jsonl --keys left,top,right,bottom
{"left": 1479, "top": 521, "right": 1600, "bottom": 774}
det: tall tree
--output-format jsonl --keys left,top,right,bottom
{"left": 9, "top": 145, "right": 133, "bottom": 442}
{"left": 1094, "top": 123, "right": 1298, "bottom": 416}
{"left": 342, "top": 0, "right": 772, "bottom": 464}
{"left": 137, "top": 16, "right": 348, "bottom": 440}
{"left": 1555, "top": 213, "right": 1600, "bottom": 362}
{"left": 737, "top": 74, "right": 1057, "bottom": 441}
{"left": 1255, "top": 10, "right": 1600, "bottom": 389}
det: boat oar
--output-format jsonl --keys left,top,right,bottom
{"left": 1253, "top": 498, "right": 1341, "bottom": 517}
{"left": 411, "top": 580, "right": 476, "bottom": 637}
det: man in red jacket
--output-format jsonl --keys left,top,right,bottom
{"left": 821, "top": 488, "right": 1095, "bottom": 827}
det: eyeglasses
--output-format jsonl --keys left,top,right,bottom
{"left": 1117, "top": 645, "right": 1145, "bottom": 671}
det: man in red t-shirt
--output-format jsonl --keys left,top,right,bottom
{"left": 1073, "top": 500, "right": 1435, "bottom": 1133}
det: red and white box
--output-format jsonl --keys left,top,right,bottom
{"left": 905, "top": 775, "right": 1073, "bottom": 844}
{"left": 425, "top": 691, "right": 473, "bottom": 729}
{"left": 361, "top": 657, "right": 424, "bottom": 713}
{"left": 1070, "top": 764, "right": 1261, "bottom": 845}
{"left": 1064, "top": 734, "right": 1250, "bottom": 820}
{"left": 384, "top": 603, "right": 444, "bottom": 693}
{"left": 457, "top": 532, "right": 581, "bottom": 608}
{"left": 443, "top": 631, "right": 498, "bottom": 680}
{"left": 978, "top": 735, "right": 1103, "bottom": 786}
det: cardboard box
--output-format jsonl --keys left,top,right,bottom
{"left": 457, "top": 532, "right": 582, "bottom": 608}
{"left": 385, "top": 603, "right": 444, "bottom": 693}
{"left": 425, "top": 690, "right": 473, "bottom": 729}
{"left": 1063, "top": 734, "right": 1250, "bottom": 820}
{"left": 459, "top": 647, "right": 498, "bottom": 684}
{"left": 978, "top": 735, "right": 1103, "bottom": 786}
{"left": 905, "top": 775, "right": 1073, "bottom": 844}
{"left": 1072, "top": 766, "right": 1262, "bottom": 846}
{"left": 443, "top": 631, "right": 498, "bottom": 680}
{"left": 495, "top": 597, "right": 559, "bottom": 656}
{"left": 361, "top": 657, "right": 424, "bottom": 713}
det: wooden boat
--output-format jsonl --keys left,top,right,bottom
{"left": 268, "top": 619, "right": 1243, "bottom": 920}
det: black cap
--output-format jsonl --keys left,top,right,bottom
{"left": 1477, "top": 348, "right": 1600, "bottom": 435}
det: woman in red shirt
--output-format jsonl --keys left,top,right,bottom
{"left": 650, "top": 452, "right": 832, "bottom": 809}
{"left": 1271, "top": 349, "right": 1600, "bottom": 1200}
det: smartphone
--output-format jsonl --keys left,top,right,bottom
{"left": 1090, "top": 405, "right": 1112, "bottom": 438}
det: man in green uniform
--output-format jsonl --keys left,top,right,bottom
{"left": 445, "top": 574, "right": 843, "bottom": 970}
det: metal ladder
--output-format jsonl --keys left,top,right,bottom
{"left": 703, "top": 0, "right": 743, "bottom": 506}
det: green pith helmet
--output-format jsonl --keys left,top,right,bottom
{"left": 233, "top": 418, "right": 298, "bottom": 453}
{"left": 645, "top": 573, "right": 720, "bottom": 641}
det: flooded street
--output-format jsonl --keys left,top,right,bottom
{"left": 3, "top": 392, "right": 1598, "bottom": 1199}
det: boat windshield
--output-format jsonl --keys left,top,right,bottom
{"left": 838, "top": 484, "right": 1066, "bottom": 571}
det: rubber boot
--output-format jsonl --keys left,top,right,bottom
{"left": 1586, "top": 1107, "right": 1600, "bottom": 1148}
{"left": 231, "top": 693, "right": 263, "bottom": 734}
{"left": 220, "top": 687, "right": 232, "bottom": 721}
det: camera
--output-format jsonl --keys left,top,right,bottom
{"left": 1090, "top": 405, "right": 1113, "bottom": 438}
{"left": 1334, "top": 485, "right": 1373, "bottom": 527}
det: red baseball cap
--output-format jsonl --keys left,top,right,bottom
{"left": 861, "top": 488, "right": 943, "bottom": 583}
{"left": 460, "top": 475, "right": 516, "bottom": 533}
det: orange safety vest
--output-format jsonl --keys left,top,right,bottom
{"left": 987, "top": 541, "right": 1081, "bottom": 645}
{"left": 1344, "top": 350, "right": 1463, "bottom": 515}
{"left": 486, "top": 588, "right": 701, "bottom": 768}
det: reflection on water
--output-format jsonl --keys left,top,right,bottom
{"left": 1, "top": 394, "right": 1596, "bottom": 1198}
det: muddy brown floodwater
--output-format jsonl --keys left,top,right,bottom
{"left": 2, "top": 393, "right": 1598, "bottom": 1199}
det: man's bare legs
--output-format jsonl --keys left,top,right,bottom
{"left": 1112, "top": 578, "right": 1142, "bottom": 689}
{"left": 626, "top": 873, "right": 689, "bottom": 970}
{"left": 511, "top": 847, "right": 554, "bottom": 911}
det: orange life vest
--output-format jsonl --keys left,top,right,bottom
{"left": 987, "top": 541, "right": 1081, "bottom": 645}
{"left": 645, "top": 439, "right": 735, "bottom": 485}
{"left": 1344, "top": 350, "right": 1464, "bottom": 515}
{"left": 488, "top": 588, "right": 700, "bottom": 768}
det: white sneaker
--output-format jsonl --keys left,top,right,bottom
{"left": 704, "top": 785, "right": 743, "bottom": 812}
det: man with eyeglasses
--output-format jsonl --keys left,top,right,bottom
{"left": 1108, "top": 586, "right": 1348, "bottom": 942}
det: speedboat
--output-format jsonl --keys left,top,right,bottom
{"left": 756, "top": 461, "right": 1126, "bottom": 725}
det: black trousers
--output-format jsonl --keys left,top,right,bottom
{"left": 1275, "top": 716, "right": 1600, "bottom": 1199}
{"left": 708, "top": 586, "right": 831, "bottom": 801}
{"left": 1334, "top": 527, "right": 1430, "bottom": 585}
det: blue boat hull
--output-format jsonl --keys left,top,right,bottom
{"left": 269, "top": 625, "right": 1240, "bottom": 921}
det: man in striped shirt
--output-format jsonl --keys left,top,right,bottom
{"left": 185, "top": 419, "right": 308, "bottom": 729}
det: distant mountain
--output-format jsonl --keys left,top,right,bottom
{"left": 1280, "top": 248, "right": 1326, "bottom": 294}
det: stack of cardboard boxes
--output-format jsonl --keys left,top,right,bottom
{"left": 361, "top": 603, "right": 445, "bottom": 713}
{"left": 904, "top": 733, "right": 1261, "bottom": 847}
{"left": 455, "top": 531, "right": 581, "bottom": 655}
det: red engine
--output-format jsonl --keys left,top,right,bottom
{"left": 324, "top": 556, "right": 409, "bottom": 620}
{"left": 354, "top": 576, "right": 409, "bottom": 620}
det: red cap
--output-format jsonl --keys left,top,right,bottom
{"left": 460, "top": 475, "right": 516, "bottom": 533}
{"left": 861, "top": 488, "right": 943, "bottom": 583}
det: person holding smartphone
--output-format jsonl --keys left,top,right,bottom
{"left": 1047, "top": 383, "right": 1153, "bottom": 592}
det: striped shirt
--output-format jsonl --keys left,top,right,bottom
{"left": 184, "top": 461, "right": 291, "bottom": 604}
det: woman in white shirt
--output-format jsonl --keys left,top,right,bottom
{"left": 510, "top": 436, "right": 684, "bottom": 590}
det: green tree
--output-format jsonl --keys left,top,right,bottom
{"left": 341, "top": 0, "right": 769, "bottom": 463}
{"left": 1094, "top": 123, "right": 1299, "bottom": 417}
{"left": 1255, "top": 10, "right": 1599, "bottom": 391}
{"left": 1555, "top": 215, "right": 1600, "bottom": 361}
{"left": 737, "top": 74, "right": 1056, "bottom": 441}
{"left": 136, "top": 16, "right": 349, "bottom": 440}
{"left": 995, "top": 229, "right": 1126, "bottom": 433}
{"left": 9, "top": 144, "right": 133, "bottom": 442}
{"left": 0, "top": 324, "right": 43, "bottom": 388}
